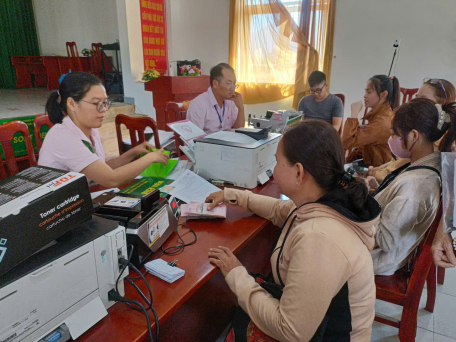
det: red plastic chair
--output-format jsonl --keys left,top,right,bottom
{"left": 91, "top": 43, "right": 103, "bottom": 78}
{"left": 33, "top": 114, "right": 54, "bottom": 153}
{"left": 374, "top": 202, "right": 442, "bottom": 341}
{"left": 66, "top": 41, "right": 83, "bottom": 72}
{"left": 400, "top": 88, "right": 419, "bottom": 105}
{"left": 0, "top": 121, "right": 37, "bottom": 180}
{"left": 164, "top": 101, "right": 190, "bottom": 156}
{"left": 115, "top": 114, "right": 160, "bottom": 155}
{"left": 334, "top": 93, "right": 345, "bottom": 135}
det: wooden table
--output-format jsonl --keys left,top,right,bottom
{"left": 79, "top": 179, "right": 282, "bottom": 341}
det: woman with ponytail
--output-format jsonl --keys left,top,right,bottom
{"left": 342, "top": 75, "right": 400, "bottom": 167}
{"left": 205, "top": 120, "right": 381, "bottom": 342}
{"left": 369, "top": 98, "right": 456, "bottom": 275}
{"left": 371, "top": 77, "right": 456, "bottom": 183}
{"left": 39, "top": 72, "right": 169, "bottom": 187}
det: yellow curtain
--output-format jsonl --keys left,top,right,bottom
{"left": 229, "top": 0, "right": 337, "bottom": 108}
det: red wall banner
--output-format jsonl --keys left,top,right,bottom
{"left": 140, "top": 0, "right": 168, "bottom": 75}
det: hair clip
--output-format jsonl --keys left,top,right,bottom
{"left": 436, "top": 104, "right": 451, "bottom": 130}
{"left": 338, "top": 167, "right": 356, "bottom": 187}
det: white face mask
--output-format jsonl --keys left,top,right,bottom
{"left": 388, "top": 135, "right": 416, "bottom": 158}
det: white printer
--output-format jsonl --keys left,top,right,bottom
{"left": 194, "top": 131, "right": 281, "bottom": 189}
{"left": 167, "top": 120, "right": 281, "bottom": 189}
{"left": 0, "top": 216, "right": 128, "bottom": 342}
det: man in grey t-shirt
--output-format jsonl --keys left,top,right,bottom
{"left": 297, "top": 71, "right": 344, "bottom": 131}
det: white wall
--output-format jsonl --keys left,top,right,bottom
{"left": 33, "top": 0, "right": 119, "bottom": 56}
{"left": 114, "top": 0, "right": 230, "bottom": 118}
{"left": 116, "top": 0, "right": 154, "bottom": 115}
{"left": 166, "top": 0, "right": 230, "bottom": 75}
{"left": 330, "top": 0, "right": 456, "bottom": 120}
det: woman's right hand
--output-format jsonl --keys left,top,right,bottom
{"left": 350, "top": 101, "right": 363, "bottom": 118}
{"left": 205, "top": 191, "right": 224, "bottom": 210}
{"left": 432, "top": 231, "right": 456, "bottom": 268}
{"left": 148, "top": 148, "right": 169, "bottom": 165}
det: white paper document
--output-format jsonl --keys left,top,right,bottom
{"left": 168, "top": 170, "right": 220, "bottom": 203}
{"left": 167, "top": 120, "right": 206, "bottom": 143}
{"left": 165, "top": 159, "right": 193, "bottom": 180}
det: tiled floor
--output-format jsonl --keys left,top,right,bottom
{"left": 0, "top": 88, "right": 51, "bottom": 118}
{"left": 215, "top": 266, "right": 456, "bottom": 341}
{"left": 372, "top": 267, "right": 456, "bottom": 341}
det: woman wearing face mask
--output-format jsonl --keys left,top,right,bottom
{"left": 342, "top": 75, "right": 400, "bottom": 167}
{"left": 39, "top": 72, "right": 169, "bottom": 187}
{"left": 370, "top": 78, "right": 456, "bottom": 183}
{"left": 205, "top": 120, "right": 381, "bottom": 342}
{"left": 370, "top": 98, "right": 456, "bottom": 275}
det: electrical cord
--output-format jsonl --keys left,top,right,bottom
{"left": 115, "top": 244, "right": 134, "bottom": 294}
{"left": 108, "top": 290, "right": 154, "bottom": 342}
{"left": 119, "top": 258, "right": 160, "bottom": 341}
{"left": 111, "top": 246, "right": 160, "bottom": 342}
{"left": 153, "top": 223, "right": 197, "bottom": 260}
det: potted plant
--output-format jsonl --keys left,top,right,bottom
{"left": 82, "top": 48, "right": 92, "bottom": 57}
{"left": 142, "top": 69, "right": 161, "bottom": 82}
{"left": 180, "top": 65, "right": 202, "bottom": 76}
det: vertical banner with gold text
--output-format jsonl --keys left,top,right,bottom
{"left": 140, "top": 0, "right": 168, "bottom": 75}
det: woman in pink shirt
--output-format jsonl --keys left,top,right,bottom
{"left": 38, "top": 72, "right": 169, "bottom": 187}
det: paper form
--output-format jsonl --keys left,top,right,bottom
{"left": 168, "top": 170, "right": 221, "bottom": 203}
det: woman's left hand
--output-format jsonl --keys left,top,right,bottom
{"left": 208, "top": 246, "right": 243, "bottom": 277}
{"left": 131, "top": 141, "right": 156, "bottom": 158}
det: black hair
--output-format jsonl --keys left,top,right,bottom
{"left": 45, "top": 72, "right": 102, "bottom": 124}
{"left": 391, "top": 98, "right": 456, "bottom": 152}
{"left": 368, "top": 75, "right": 400, "bottom": 109}
{"left": 308, "top": 71, "right": 326, "bottom": 87}
{"left": 282, "top": 120, "right": 370, "bottom": 218}
{"left": 210, "top": 63, "right": 235, "bottom": 87}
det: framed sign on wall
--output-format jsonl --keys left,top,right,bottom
{"left": 140, "top": 0, "right": 168, "bottom": 75}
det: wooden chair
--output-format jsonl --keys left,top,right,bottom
{"left": 400, "top": 88, "right": 419, "bottom": 105}
{"left": 91, "top": 43, "right": 103, "bottom": 78}
{"left": 66, "top": 41, "right": 83, "bottom": 72}
{"left": 0, "top": 121, "right": 37, "bottom": 180}
{"left": 164, "top": 101, "right": 190, "bottom": 156}
{"left": 33, "top": 114, "right": 54, "bottom": 153}
{"left": 374, "top": 202, "right": 442, "bottom": 341}
{"left": 334, "top": 93, "right": 345, "bottom": 135}
{"left": 115, "top": 114, "right": 160, "bottom": 155}
{"left": 164, "top": 101, "right": 189, "bottom": 131}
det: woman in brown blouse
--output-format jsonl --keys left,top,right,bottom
{"left": 342, "top": 75, "right": 400, "bottom": 167}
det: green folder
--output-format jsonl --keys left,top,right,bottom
{"left": 140, "top": 149, "right": 178, "bottom": 178}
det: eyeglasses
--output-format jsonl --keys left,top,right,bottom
{"left": 424, "top": 78, "right": 448, "bottom": 100}
{"left": 309, "top": 84, "right": 326, "bottom": 95}
{"left": 80, "top": 100, "right": 112, "bottom": 112}
{"left": 217, "top": 80, "right": 239, "bottom": 90}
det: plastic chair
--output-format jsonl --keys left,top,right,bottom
{"left": 164, "top": 101, "right": 190, "bottom": 156}
{"left": 0, "top": 121, "right": 37, "bottom": 180}
{"left": 91, "top": 43, "right": 103, "bottom": 78}
{"left": 33, "top": 114, "right": 54, "bottom": 153}
{"left": 66, "top": 41, "right": 83, "bottom": 72}
{"left": 400, "top": 88, "right": 419, "bottom": 105}
{"left": 334, "top": 93, "right": 345, "bottom": 135}
{"left": 115, "top": 114, "right": 160, "bottom": 155}
{"left": 374, "top": 202, "right": 442, "bottom": 341}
